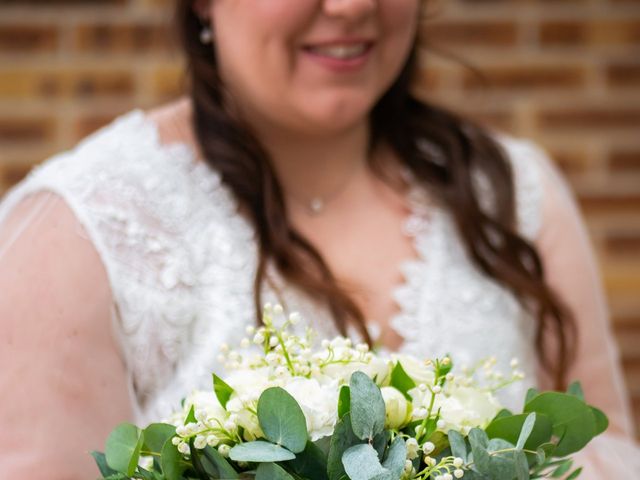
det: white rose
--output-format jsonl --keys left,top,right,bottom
{"left": 435, "top": 386, "right": 501, "bottom": 433}
{"left": 381, "top": 387, "right": 412, "bottom": 429}
{"left": 284, "top": 377, "right": 340, "bottom": 441}
{"left": 225, "top": 368, "right": 272, "bottom": 398}
{"left": 320, "top": 357, "right": 391, "bottom": 386}
{"left": 224, "top": 368, "right": 274, "bottom": 441}
{"left": 393, "top": 355, "right": 435, "bottom": 386}
{"left": 226, "top": 396, "right": 264, "bottom": 441}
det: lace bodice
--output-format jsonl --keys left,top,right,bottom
{"left": 0, "top": 109, "right": 544, "bottom": 424}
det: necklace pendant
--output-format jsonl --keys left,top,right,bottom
{"left": 309, "top": 197, "right": 324, "bottom": 215}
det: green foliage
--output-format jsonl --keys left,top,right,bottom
{"left": 199, "top": 446, "right": 239, "bottom": 479}
{"left": 160, "top": 437, "right": 189, "bottom": 480}
{"left": 285, "top": 440, "right": 329, "bottom": 480}
{"left": 229, "top": 440, "right": 296, "bottom": 462}
{"left": 486, "top": 413, "right": 552, "bottom": 452}
{"left": 213, "top": 374, "right": 234, "bottom": 409}
{"left": 338, "top": 385, "right": 351, "bottom": 419}
{"left": 566, "top": 382, "right": 584, "bottom": 402}
{"left": 524, "top": 392, "right": 597, "bottom": 457}
{"left": 327, "top": 414, "right": 361, "bottom": 480}
{"left": 105, "top": 423, "right": 143, "bottom": 476}
{"left": 381, "top": 437, "right": 406, "bottom": 478}
{"left": 256, "top": 462, "right": 296, "bottom": 480}
{"left": 258, "top": 387, "right": 308, "bottom": 453}
{"left": 143, "top": 423, "right": 176, "bottom": 454}
{"left": 342, "top": 443, "right": 390, "bottom": 480}
{"left": 389, "top": 362, "right": 416, "bottom": 400}
{"left": 90, "top": 451, "right": 119, "bottom": 477}
{"left": 447, "top": 430, "right": 467, "bottom": 460}
{"left": 349, "top": 372, "right": 386, "bottom": 441}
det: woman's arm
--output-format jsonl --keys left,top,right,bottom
{"left": 533, "top": 148, "right": 640, "bottom": 476}
{"left": 0, "top": 192, "right": 133, "bottom": 478}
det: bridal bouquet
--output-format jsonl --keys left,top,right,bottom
{"left": 94, "top": 306, "right": 607, "bottom": 480}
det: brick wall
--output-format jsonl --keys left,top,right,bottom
{"left": 1, "top": 0, "right": 639, "bottom": 435}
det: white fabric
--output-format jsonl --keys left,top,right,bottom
{"left": 0, "top": 109, "right": 637, "bottom": 478}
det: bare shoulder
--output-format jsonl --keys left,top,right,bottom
{"left": 144, "top": 96, "right": 197, "bottom": 149}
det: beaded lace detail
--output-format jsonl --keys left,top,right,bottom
{"left": 0, "top": 109, "right": 545, "bottom": 422}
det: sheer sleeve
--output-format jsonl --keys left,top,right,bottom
{"left": 532, "top": 144, "right": 640, "bottom": 477}
{"left": 0, "top": 192, "right": 133, "bottom": 477}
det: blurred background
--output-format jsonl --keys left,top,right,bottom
{"left": 0, "top": 0, "right": 638, "bottom": 435}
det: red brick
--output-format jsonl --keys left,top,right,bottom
{"left": 0, "top": 25, "right": 58, "bottom": 53}
{"left": 463, "top": 64, "right": 586, "bottom": 90}
{"left": 0, "top": 117, "right": 55, "bottom": 144}
{"left": 420, "top": 21, "right": 518, "bottom": 48}
{"left": 538, "top": 107, "right": 640, "bottom": 131}
{"left": 73, "top": 23, "right": 176, "bottom": 54}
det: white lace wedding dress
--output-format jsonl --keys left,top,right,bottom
{"left": 0, "top": 108, "right": 638, "bottom": 477}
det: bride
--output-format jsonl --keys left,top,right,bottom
{"left": 0, "top": 0, "right": 638, "bottom": 477}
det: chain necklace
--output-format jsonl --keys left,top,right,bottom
{"left": 290, "top": 157, "right": 366, "bottom": 216}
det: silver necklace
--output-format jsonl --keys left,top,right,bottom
{"left": 295, "top": 159, "right": 365, "bottom": 216}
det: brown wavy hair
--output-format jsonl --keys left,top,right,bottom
{"left": 173, "top": 1, "right": 576, "bottom": 389}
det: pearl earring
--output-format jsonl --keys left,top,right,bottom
{"left": 199, "top": 25, "right": 213, "bottom": 44}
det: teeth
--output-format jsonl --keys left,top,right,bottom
{"left": 307, "top": 43, "right": 368, "bottom": 60}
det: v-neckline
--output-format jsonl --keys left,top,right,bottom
{"left": 131, "top": 107, "right": 440, "bottom": 354}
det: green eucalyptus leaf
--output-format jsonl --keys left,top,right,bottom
{"left": 389, "top": 362, "right": 416, "bottom": 400}
{"left": 229, "top": 440, "right": 296, "bottom": 462}
{"left": 524, "top": 392, "right": 596, "bottom": 456}
{"left": 468, "top": 428, "right": 491, "bottom": 475}
{"left": 487, "top": 453, "right": 517, "bottom": 480}
{"left": 515, "top": 450, "right": 530, "bottom": 480}
{"left": 338, "top": 385, "right": 351, "bottom": 419}
{"left": 202, "top": 445, "right": 239, "bottom": 478}
{"left": 516, "top": 413, "right": 537, "bottom": 450}
{"left": 566, "top": 381, "right": 585, "bottom": 401}
{"left": 486, "top": 413, "right": 552, "bottom": 451}
{"left": 551, "top": 459, "right": 573, "bottom": 477}
{"left": 525, "top": 388, "right": 539, "bottom": 405}
{"left": 91, "top": 451, "right": 119, "bottom": 477}
{"left": 285, "top": 440, "right": 328, "bottom": 480}
{"left": 213, "top": 374, "right": 235, "bottom": 409}
{"left": 494, "top": 408, "right": 513, "bottom": 421}
{"left": 566, "top": 467, "right": 583, "bottom": 480}
{"left": 328, "top": 413, "right": 361, "bottom": 480}
{"left": 590, "top": 406, "right": 609, "bottom": 436}
{"left": 258, "top": 387, "right": 308, "bottom": 453}
{"left": 256, "top": 462, "right": 296, "bottom": 480}
{"left": 447, "top": 430, "right": 467, "bottom": 460}
{"left": 382, "top": 436, "right": 406, "bottom": 478}
{"left": 488, "top": 438, "right": 514, "bottom": 452}
{"left": 349, "top": 371, "right": 386, "bottom": 441}
{"left": 143, "top": 423, "right": 176, "bottom": 454}
{"left": 105, "top": 423, "right": 143, "bottom": 476}
{"left": 160, "top": 437, "right": 189, "bottom": 480}
{"left": 342, "top": 443, "right": 390, "bottom": 480}
{"left": 373, "top": 430, "right": 390, "bottom": 460}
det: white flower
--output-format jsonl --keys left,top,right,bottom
{"left": 434, "top": 386, "right": 501, "bottom": 433}
{"left": 393, "top": 355, "right": 435, "bottom": 386}
{"left": 320, "top": 356, "right": 391, "bottom": 386}
{"left": 406, "top": 438, "right": 419, "bottom": 460}
{"left": 284, "top": 377, "right": 339, "bottom": 441}
{"left": 380, "top": 387, "right": 411, "bottom": 429}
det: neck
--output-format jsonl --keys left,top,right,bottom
{"left": 252, "top": 120, "right": 373, "bottom": 215}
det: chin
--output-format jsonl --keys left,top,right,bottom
{"left": 296, "top": 96, "right": 375, "bottom": 135}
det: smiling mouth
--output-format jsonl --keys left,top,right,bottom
{"left": 303, "top": 42, "right": 373, "bottom": 60}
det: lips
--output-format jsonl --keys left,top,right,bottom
{"left": 304, "top": 42, "right": 372, "bottom": 60}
